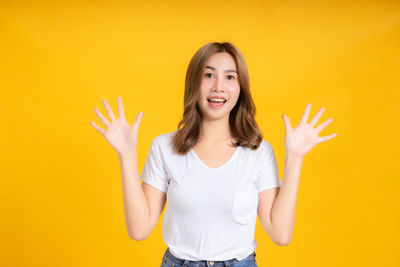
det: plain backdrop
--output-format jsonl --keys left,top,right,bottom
{"left": 0, "top": 0, "right": 399, "bottom": 266}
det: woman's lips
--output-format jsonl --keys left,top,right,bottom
{"left": 207, "top": 99, "right": 226, "bottom": 109}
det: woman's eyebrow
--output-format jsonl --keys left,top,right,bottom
{"left": 205, "top": 65, "right": 237, "bottom": 73}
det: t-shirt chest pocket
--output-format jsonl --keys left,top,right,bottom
{"left": 230, "top": 191, "right": 259, "bottom": 224}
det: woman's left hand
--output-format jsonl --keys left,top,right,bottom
{"left": 282, "top": 103, "right": 338, "bottom": 159}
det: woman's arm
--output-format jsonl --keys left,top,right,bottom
{"left": 119, "top": 151, "right": 150, "bottom": 241}
{"left": 269, "top": 152, "right": 303, "bottom": 245}
{"left": 267, "top": 103, "right": 337, "bottom": 244}
{"left": 90, "top": 97, "right": 150, "bottom": 240}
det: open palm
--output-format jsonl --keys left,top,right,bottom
{"left": 90, "top": 97, "right": 145, "bottom": 156}
{"left": 282, "top": 103, "right": 338, "bottom": 158}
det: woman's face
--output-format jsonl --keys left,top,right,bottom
{"left": 197, "top": 52, "right": 240, "bottom": 121}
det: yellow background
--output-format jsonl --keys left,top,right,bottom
{"left": 1, "top": 1, "right": 399, "bottom": 266}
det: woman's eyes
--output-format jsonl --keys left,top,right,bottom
{"left": 204, "top": 73, "right": 235, "bottom": 80}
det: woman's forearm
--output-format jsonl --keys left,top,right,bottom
{"left": 118, "top": 151, "right": 149, "bottom": 240}
{"left": 270, "top": 151, "right": 303, "bottom": 244}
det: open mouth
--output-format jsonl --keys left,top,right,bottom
{"left": 207, "top": 98, "right": 227, "bottom": 104}
{"left": 207, "top": 98, "right": 227, "bottom": 109}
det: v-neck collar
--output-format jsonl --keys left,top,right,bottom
{"left": 190, "top": 145, "right": 240, "bottom": 171}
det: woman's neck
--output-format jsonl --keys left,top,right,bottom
{"left": 198, "top": 118, "right": 234, "bottom": 144}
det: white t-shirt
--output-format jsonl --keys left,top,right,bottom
{"left": 139, "top": 130, "right": 281, "bottom": 261}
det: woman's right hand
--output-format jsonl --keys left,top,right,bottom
{"left": 90, "top": 97, "right": 145, "bottom": 157}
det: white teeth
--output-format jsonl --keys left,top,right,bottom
{"left": 209, "top": 98, "right": 226, "bottom": 102}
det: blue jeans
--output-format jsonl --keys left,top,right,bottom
{"left": 160, "top": 247, "right": 258, "bottom": 267}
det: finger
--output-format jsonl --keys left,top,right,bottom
{"left": 310, "top": 107, "right": 326, "bottom": 127}
{"left": 315, "top": 118, "right": 333, "bottom": 133}
{"left": 117, "top": 97, "right": 126, "bottom": 120}
{"left": 102, "top": 99, "right": 117, "bottom": 121}
{"left": 282, "top": 114, "right": 292, "bottom": 132}
{"left": 131, "top": 111, "right": 145, "bottom": 133}
{"left": 90, "top": 121, "right": 105, "bottom": 135}
{"left": 318, "top": 133, "right": 338, "bottom": 143}
{"left": 93, "top": 107, "right": 110, "bottom": 128}
{"left": 300, "top": 103, "right": 312, "bottom": 124}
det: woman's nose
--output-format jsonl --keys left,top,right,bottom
{"left": 213, "top": 75, "right": 225, "bottom": 91}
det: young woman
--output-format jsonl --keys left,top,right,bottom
{"left": 90, "top": 42, "right": 338, "bottom": 267}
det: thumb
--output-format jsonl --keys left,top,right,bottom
{"left": 282, "top": 113, "right": 292, "bottom": 132}
{"left": 131, "top": 111, "right": 145, "bottom": 132}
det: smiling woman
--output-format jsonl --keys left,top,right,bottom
{"left": 171, "top": 42, "right": 262, "bottom": 155}
{"left": 146, "top": 42, "right": 269, "bottom": 267}
{"left": 90, "top": 41, "right": 337, "bottom": 267}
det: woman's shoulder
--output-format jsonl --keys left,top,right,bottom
{"left": 259, "top": 139, "right": 274, "bottom": 151}
{"left": 152, "top": 130, "right": 177, "bottom": 150}
{"left": 242, "top": 139, "right": 274, "bottom": 162}
{"left": 241, "top": 138, "right": 273, "bottom": 152}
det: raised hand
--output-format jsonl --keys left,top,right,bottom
{"left": 282, "top": 103, "right": 338, "bottom": 158}
{"left": 90, "top": 97, "right": 145, "bottom": 156}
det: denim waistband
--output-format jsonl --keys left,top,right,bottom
{"left": 163, "top": 247, "right": 256, "bottom": 267}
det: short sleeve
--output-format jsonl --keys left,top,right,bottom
{"left": 139, "top": 138, "right": 169, "bottom": 193}
{"left": 254, "top": 142, "right": 281, "bottom": 193}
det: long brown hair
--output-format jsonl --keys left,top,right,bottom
{"left": 171, "top": 41, "right": 264, "bottom": 155}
